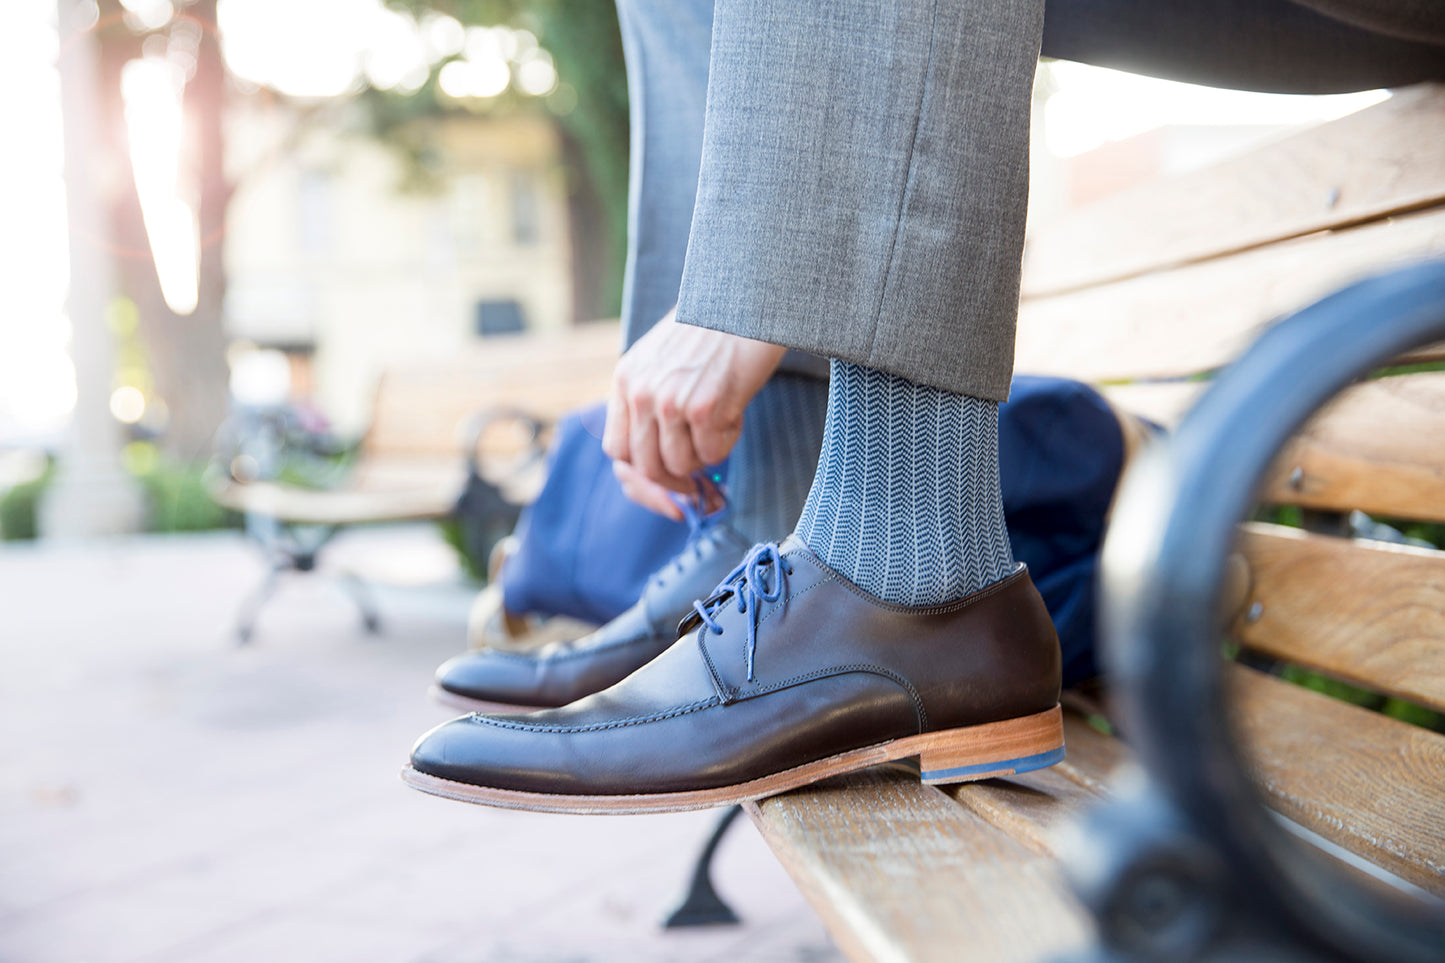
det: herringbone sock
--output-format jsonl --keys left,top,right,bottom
{"left": 726, "top": 373, "right": 829, "bottom": 544}
{"left": 794, "top": 360, "right": 1015, "bottom": 606}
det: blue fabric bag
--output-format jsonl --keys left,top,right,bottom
{"left": 502, "top": 404, "right": 693, "bottom": 626}
{"left": 502, "top": 376, "right": 1130, "bottom": 686}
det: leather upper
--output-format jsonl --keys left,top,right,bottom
{"left": 412, "top": 536, "right": 1062, "bottom": 795}
{"left": 433, "top": 520, "right": 752, "bottom": 707}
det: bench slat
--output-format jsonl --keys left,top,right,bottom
{"left": 1022, "top": 85, "right": 1445, "bottom": 298}
{"left": 946, "top": 713, "right": 1125, "bottom": 857}
{"left": 1014, "top": 205, "right": 1445, "bottom": 383}
{"left": 1231, "top": 664, "right": 1445, "bottom": 895}
{"left": 1098, "top": 382, "right": 1202, "bottom": 428}
{"left": 746, "top": 768, "right": 1094, "bottom": 963}
{"left": 1100, "top": 375, "right": 1445, "bottom": 524}
{"left": 1258, "top": 373, "right": 1445, "bottom": 524}
{"left": 364, "top": 323, "right": 619, "bottom": 457}
{"left": 1233, "top": 523, "right": 1445, "bottom": 713}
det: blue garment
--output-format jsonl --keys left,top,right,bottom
{"left": 999, "top": 376, "right": 1130, "bottom": 686}
{"left": 503, "top": 405, "right": 692, "bottom": 625}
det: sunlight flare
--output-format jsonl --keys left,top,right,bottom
{"left": 121, "top": 56, "right": 199, "bottom": 315}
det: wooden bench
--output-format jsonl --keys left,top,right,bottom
{"left": 745, "top": 84, "right": 1445, "bottom": 961}
{"left": 209, "top": 323, "right": 620, "bottom": 642}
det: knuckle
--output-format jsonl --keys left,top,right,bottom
{"left": 630, "top": 384, "right": 654, "bottom": 412}
{"left": 685, "top": 397, "right": 713, "bottom": 424}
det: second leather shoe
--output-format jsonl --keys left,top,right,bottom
{"left": 430, "top": 516, "right": 753, "bottom": 713}
{"left": 404, "top": 537, "right": 1064, "bottom": 814}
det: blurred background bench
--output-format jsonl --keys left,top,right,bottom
{"left": 209, "top": 322, "right": 619, "bottom": 642}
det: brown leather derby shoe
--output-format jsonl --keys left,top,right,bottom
{"left": 403, "top": 536, "right": 1064, "bottom": 814}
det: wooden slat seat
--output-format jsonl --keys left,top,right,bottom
{"left": 210, "top": 462, "right": 466, "bottom": 527}
{"left": 747, "top": 82, "right": 1445, "bottom": 961}
{"left": 1021, "top": 85, "right": 1445, "bottom": 298}
{"left": 1232, "top": 523, "right": 1445, "bottom": 711}
{"left": 1231, "top": 664, "right": 1445, "bottom": 896}
{"left": 1015, "top": 205, "right": 1445, "bottom": 384}
{"left": 749, "top": 710, "right": 1118, "bottom": 963}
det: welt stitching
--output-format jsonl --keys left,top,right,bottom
{"left": 696, "top": 628, "right": 736, "bottom": 701}
{"left": 470, "top": 697, "right": 718, "bottom": 734}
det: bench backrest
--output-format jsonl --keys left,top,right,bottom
{"left": 1017, "top": 83, "right": 1445, "bottom": 896}
{"left": 361, "top": 322, "right": 620, "bottom": 464}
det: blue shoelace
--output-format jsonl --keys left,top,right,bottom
{"left": 691, "top": 542, "right": 793, "bottom": 682}
{"left": 645, "top": 475, "right": 731, "bottom": 591}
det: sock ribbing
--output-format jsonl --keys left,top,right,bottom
{"left": 794, "top": 360, "right": 1014, "bottom": 606}
{"left": 726, "top": 373, "right": 829, "bottom": 544}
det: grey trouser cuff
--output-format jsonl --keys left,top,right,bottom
{"left": 674, "top": 0, "right": 1041, "bottom": 402}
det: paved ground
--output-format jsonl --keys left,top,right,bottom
{"left": 0, "top": 526, "right": 841, "bottom": 963}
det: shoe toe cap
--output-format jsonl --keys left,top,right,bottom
{"left": 410, "top": 717, "right": 487, "bottom": 782}
{"left": 409, "top": 713, "right": 569, "bottom": 791}
{"left": 434, "top": 649, "right": 542, "bottom": 704}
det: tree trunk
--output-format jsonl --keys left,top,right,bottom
{"left": 98, "top": 0, "right": 232, "bottom": 463}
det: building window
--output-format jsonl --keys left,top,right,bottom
{"left": 474, "top": 299, "right": 526, "bottom": 337}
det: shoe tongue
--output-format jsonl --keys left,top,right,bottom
{"left": 640, "top": 523, "right": 751, "bottom": 632}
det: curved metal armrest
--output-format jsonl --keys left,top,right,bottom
{"left": 1075, "top": 260, "right": 1445, "bottom": 963}
{"left": 460, "top": 406, "right": 551, "bottom": 480}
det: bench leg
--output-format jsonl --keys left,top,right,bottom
{"left": 235, "top": 561, "right": 287, "bottom": 645}
{"left": 662, "top": 804, "right": 742, "bottom": 929}
{"left": 338, "top": 571, "right": 383, "bottom": 636}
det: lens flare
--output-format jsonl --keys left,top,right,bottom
{"left": 121, "top": 56, "right": 199, "bottom": 315}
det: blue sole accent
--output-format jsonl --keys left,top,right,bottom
{"left": 921, "top": 745, "right": 1066, "bottom": 783}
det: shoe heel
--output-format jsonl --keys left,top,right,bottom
{"left": 917, "top": 706, "right": 1065, "bottom": 786}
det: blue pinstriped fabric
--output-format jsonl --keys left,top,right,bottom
{"left": 795, "top": 360, "right": 1015, "bottom": 606}
{"left": 727, "top": 373, "right": 828, "bottom": 545}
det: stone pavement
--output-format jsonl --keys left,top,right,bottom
{"left": 0, "top": 526, "right": 842, "bottom": 963}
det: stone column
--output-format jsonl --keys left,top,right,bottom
{"left": 40, "top": 0, "right": 146, "bottom": 537}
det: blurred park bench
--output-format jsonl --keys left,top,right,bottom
{"left": 209, "top": 322, "right": 619, "bottom": 642}
{"left": 743, "top": 83, "right": 1445, "bottom": 962}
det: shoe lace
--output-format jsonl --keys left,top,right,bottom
{"left": 691, "top": 542, "right": 792, "bottom": 682}
{"left": 645, "top": 479, "right": 730, "bottom": 591}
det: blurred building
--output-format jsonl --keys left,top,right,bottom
{"left": 223, "top": 102, "right": 573, "bottom": 434}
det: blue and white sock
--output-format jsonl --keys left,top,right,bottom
{"left": 795, "top": 360, "right": 1015, "bottom": 606}
{"left": 727, "top": 373, "right": 828, "bottom": 544}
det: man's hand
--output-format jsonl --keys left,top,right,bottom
{"left": 604, "top": 308, "right": 785, "bottom": 519}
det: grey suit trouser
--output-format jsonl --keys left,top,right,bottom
{"left": 617, "top": 0, "right": 1445, "bottom": 401}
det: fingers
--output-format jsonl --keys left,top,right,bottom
{"left": 628, "top": 383, "right": 694, "bottom": 494}
{"left": 602, "top": 366, "right": 631, "bottom": 463}
{"left": 687, "top": 392, "right": 743, "bottom": 466}
{"left": 605, "top": 312, "right": 785, "bottom": 494}
{"left": 656, "top": 369, "right": 708, "bottom": 481}
{"left": 613, "top": 460, "right": 686, "bottom": 521}
{"left": 678, "top": 367, "right": 745, "bottom": 466}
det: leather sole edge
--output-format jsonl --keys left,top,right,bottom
{"left": 399, "top": 705, "right": 1065, "bottom": 815}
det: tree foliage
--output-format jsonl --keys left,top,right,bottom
{"left": 379, "top": 0, "right": 631, "bottom": 318}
